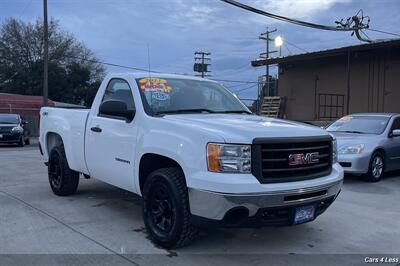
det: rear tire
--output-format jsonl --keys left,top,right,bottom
{"left": 48, "top": 145, "right": 79, "bottom": 196}
{"left": 24, "top": 138, "right": 30, "bottom": 145}
{"left": 365, "top": 151, "right": 385, "bottom": 182}
{"left": 142, "top": 167, "right": 199, "bottom": 249}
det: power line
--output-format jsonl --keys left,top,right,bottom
{"left": 0, "top": 72, "right": 18, "bottom": 87}
{"left": 284, "top": 44, "right": 293, "bottom": 56}
{"left": 221, "top": 62, "right": 252, "bottom": 75}
{"left": 66, "top": 55, "right": 161, "bottom": 73}
{"left": 67, "top": 55, "right": 258, "bottom": 84}
{"left": 367, "top": 28, "right": 400, "bottom": 37}
{"left": 234, "top": 84, "right": 258, "bottom": 94}
{"left": 211, "top": 78, "right": 258, "bottom": 84}
{"left": 219, "top": 0, "right": 368, "bottom": 32}
{"left": 285, "top": 40, "right": 309, "bottom": 53}
{"left": 224, "top": 82, "right": 255, "bottom": 88}
{"left": 19, "top": 0, "right": 33, "bottom": 17}
{"left": 360, "top": 30, "right": 371, "bottom": 42}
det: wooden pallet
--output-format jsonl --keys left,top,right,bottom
{"left": 260, "top": 96, "right": 286, "bottom": 118}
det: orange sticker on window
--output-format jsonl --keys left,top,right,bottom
{"left": 139, "top": 78, "right": 172, "bottom": 92}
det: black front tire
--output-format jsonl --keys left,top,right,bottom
{"left": 142, "top": 167, "right": 199, "bottom": 249}
{"left": 24, "top": 137, "right": 30, "bottom": 145}
{"left": 48, "top": 145, "right": 79, "bottom": 196}
{"left": 365, "top": 151, "right": 385, "bottom": 182}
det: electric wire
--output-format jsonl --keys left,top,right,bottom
{"left": 367, "top": 28, "right": 400, "bottom": 37}
{"left": 219, "top": 0, "right": 364, "bottom": 31}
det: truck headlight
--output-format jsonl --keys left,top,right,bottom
{"left": 207, "top": 143, "right": 251, "bottom": 173}
{"left": 338, "top": 144, "right": 365, "bottom": 154}
{"left": 332, "top": 139, "right": 338, "bottom": 164}
{"left": 11, "top": 126, "right": 23, "bottom": 134}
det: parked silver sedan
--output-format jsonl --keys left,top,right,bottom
{"left": 327, "top": 113, "right": 400, "bottom": 182}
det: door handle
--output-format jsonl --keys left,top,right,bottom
{"left": 90, "top": 126, "right": 102, "bottom": 133}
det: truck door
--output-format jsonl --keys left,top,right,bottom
{"left": 386, "top": 117, "right": 400, "bottom": 171}
{"left": 85, "top": 78, "right": 137, "bottom": 192}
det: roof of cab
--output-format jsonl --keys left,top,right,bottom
{"left": 109, "top": 72, "right": 219, "bottom": 83}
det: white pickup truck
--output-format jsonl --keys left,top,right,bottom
{"left": 39, "top": 73, "right": 343, "bottom": 248}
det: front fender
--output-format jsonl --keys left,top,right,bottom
{"left": 134, "top": 122, "right": 224, "bottom": 193}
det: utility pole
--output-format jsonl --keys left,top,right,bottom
{"left": 43, "top": 0, "right": 49, "bottom": 106}
{"left": 194, "top": 52, "right": 211, "bottom": 78}
{"left": 258, "top": 28, "right": 277, "bottom": 97}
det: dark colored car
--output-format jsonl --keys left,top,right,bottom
{"left": 0, "top": 114, "right": 30, "bottom": 146}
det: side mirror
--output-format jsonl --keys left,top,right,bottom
{"left": 391, "top": 129, "right": 400, "bottom": 137}
{"left": 99, "top": 100, "right": 135, "bottom": 122}
{"left": 22, "top": 120, "right": 29, "bottom": 125}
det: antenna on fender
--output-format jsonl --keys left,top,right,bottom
{"left": 147, "top": 43, "right": 152, "bottom": 79}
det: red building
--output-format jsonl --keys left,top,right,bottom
{"left": 0, "top": 93, "right": 55, "bottom": 136}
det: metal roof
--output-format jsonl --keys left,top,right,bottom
{"left": 252, "top": 39, "right": 400, "bottom": 67}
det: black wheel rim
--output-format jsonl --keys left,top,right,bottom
{"left": 49, "top": 152, "right": 62, "bottom": 189}
{"left": 147, "top": 182, "right": 176, "bottom": 237}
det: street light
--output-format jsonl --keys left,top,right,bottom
{"left": 275, "top": 36, "right": 283, "bottom": 56}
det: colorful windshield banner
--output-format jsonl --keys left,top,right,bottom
{"left": 138, "top": 78, "right": 173, "bottom": 92}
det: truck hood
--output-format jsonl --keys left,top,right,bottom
{"left": 329, "top": 131, "right": 378, "bottom": 149}
{"left": 163, "top": 114, "right": 330, "bottom": 143}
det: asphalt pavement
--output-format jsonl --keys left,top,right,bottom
{"left": 0, "top": 143, "right": 399, "bottom": 266}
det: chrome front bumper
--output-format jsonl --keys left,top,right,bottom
{"left": 188, "top": 180, "right": 342, "bottom": 221}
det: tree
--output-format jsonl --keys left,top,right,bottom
{"left": 0, "top": 18, "right": 105, "bottom": 105}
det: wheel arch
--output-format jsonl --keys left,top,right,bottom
{"left": 138, "top": 153, "right": 186, "bottom": 195}
{"left": 373, "top": 147, "right": 387, "bottom": 169}
{"left": 46, "top": 132, "right": 64, "bottom": 156}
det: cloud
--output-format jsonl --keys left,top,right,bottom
{"left": 253, "top": 0, "right": 353, "bottom": 20}
{"left": 168, "top": 0, "right": 219, "bottom": 25}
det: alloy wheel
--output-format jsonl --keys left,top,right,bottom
{"left": 372, "top": 156, "right": 383, "bottom": 178}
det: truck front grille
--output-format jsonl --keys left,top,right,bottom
{"left": 252, "top": 136, "right": 333, "bottom": 183}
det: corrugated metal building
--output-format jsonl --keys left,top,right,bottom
{"left": 252, "top": 39, "right": 400, "bottom": 123}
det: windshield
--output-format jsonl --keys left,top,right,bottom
{"left": 327, "top": 115, "right": 390, "bottom": 134}
{"left": 0, "top": 114, "right": 20, "bottom": 124}
{"left": 136, "top": 77, "right": 251, "bottom": 115}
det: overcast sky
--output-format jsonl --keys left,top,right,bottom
{"left": 1, "top": 0, "right": 400, "bottom": 98}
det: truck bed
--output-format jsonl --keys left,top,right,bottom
{"left": 39, "top": 107, "right": 90, "bottom": 174}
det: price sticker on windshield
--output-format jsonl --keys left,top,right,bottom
{"left": 138, "top": 78, "right": 172, "bottom": 93}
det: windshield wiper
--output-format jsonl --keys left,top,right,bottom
{"left": 155, "top": 108, "right": 216, "bottom": 115}
{"left": 215, "top": 110, "right": 252, "bottom": 114}
{"left": 337, "top": 130, "right": 365, "bottom": 134}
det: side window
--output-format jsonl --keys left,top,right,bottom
{"left": 99, "top": 78, "right": 135, "bottom": 118}
{"left": 392, "top": 118, "right": 400, "bottom": 130}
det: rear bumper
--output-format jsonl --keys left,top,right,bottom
{"left": 189, "top": 180, "right": 342, "bottom": 227}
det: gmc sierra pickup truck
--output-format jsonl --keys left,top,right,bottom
{"left": 39, "top": 73, "right": 343, "bottom": 248}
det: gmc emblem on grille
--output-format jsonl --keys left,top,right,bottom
{"left": 289, "top": 152, "right": 319, "bottom": 166}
